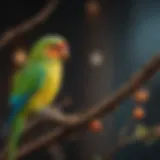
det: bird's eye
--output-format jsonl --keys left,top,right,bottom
{"left": 58, "top": 42, "right": 65, "bottom": 48}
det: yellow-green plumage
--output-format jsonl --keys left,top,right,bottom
{"left": 6, "top": 35, "right": 69, "bottom": 160}
{"left": 27, "top": 61, "right": 63, "bottom": 112}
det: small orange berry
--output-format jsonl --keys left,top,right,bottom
{"left": 133, "top": 88, "right": 149, "bottom": 103}
{"left": 13, "top": 49, "right": 27, "bottom": 66}
{"left": 88, "top": 119, "right": 103, "bottom": 133}
{"left": 85, "top": 1, "right": 101, "bottom": 16}
{"left": 132, "top": 106, "right": 145, "bottom": 120}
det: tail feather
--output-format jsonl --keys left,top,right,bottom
{"left": 7, "top": 113, "right": 25, "bottom": 160}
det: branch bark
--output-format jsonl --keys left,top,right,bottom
{"left": 40, "top": 108, "right": 82, "bottom": 125}
{"left": 6, "top": 54, "right": 159, "bottom": 159}
{"left": 0, "top": 0, "right": 59, "bottom": 49}
{"left": 23, "top": 97, "right": 75, "bottom": 136}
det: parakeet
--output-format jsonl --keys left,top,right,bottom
{"left": 5, "top": 34, "right": 70, "bottom": 160}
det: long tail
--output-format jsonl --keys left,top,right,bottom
{"left": 7, "top": 113, "right": 25, "bottom": 160}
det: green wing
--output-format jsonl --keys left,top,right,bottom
{"left": 7, "top": 62, "right": 46, "bottom": 125}
{"left": 11, "top": 63, "right": 45, "bottom": 96}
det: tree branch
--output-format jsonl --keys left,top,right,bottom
{"left": 23, "top": 97, "right": 74, "bottom": 136}
{"left": 5, "top": 54, "right": 159, "bottom": 159}
{"left": 40, "top": 108, "right": 81, "bottom": 126}
{"left": 0, "top": 0, "right": 59, "bottom": 49}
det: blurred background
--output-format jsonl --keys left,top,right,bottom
{"left": 0, "top": 0, "right": 160, "bottom": 159}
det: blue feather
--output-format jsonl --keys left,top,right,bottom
{"left": 6, "top": 68, "right": 45, "bottom": 126}
{"left": 0, "top": 92, "right": 34, "bottom": 139}
{"left": 7, "top": 93, "right": 32, "bottom": 126}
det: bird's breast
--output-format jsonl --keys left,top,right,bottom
{"left": 27, "top": 63, "right": 63, "bottom": 112}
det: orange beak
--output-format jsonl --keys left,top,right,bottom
{"left": 60, "top": 48, "right": 70, "bottom": 60}
{"left": 58, "top": 42, "right": 70, "bottom": 61}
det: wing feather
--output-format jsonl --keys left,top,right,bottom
{"left": 7, "top": 63, "right": 46, "bottom": 125}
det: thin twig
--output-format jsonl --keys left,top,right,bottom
{"left": 104, "top": 126, "right": 160, "bottom": 160}
{"left": 0, "top": 0, "right": 59, "bottom": 49}
{"left": 9, "top": 54, "right": 160, "bottom": 159}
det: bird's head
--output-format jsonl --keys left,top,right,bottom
{"left": 29, "top": 34, "right": 70, "bottom": 62}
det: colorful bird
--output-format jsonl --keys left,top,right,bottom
{"left": 5, "top": 34, "right": 70, "bottom": 160}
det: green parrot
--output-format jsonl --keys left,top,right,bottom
{"left": 5, "top": 34, "right": 70, "bottom": 160}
